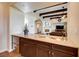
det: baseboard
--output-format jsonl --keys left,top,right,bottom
{"left": 8, "top": 49, "right": 15, "bottom": 52}
{"left": 78, "top": 49, "right": 79, "bottom": 57}
{"left": 0, "top": 49, "right": 8, "bottom": 53}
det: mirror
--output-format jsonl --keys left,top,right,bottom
{"left": 49, "top": 18, "right": 67, "bottom": 37}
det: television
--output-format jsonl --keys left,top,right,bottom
{"left": 56, "top": 25, "right": 64, "bottom": 29}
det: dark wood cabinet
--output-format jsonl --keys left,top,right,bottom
{"left": 19, "top": 37, "right": 78, "bottom": 57}
{"left": 51, "top": 44, "right": 78, "bottom": 57}
{"left": 36, "top": 46, "right": 50, "bottom": 57}
{"left": 19, "top": 38, "right": 37, "bottom": 57}
{"left": 36, "top": 42, "right": 51, "bottom": 57}
{"left": 50, "top": 49, "right": 73, "bottom": 57}
{"left": 21, "top": 43, "right": 36, "bottom": 57}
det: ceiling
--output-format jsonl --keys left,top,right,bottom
{"left": 13, "top": 2, "right": 62, "bottom": 13}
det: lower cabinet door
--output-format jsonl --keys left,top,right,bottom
{"left": 21, "top": 43, "right": 37, "bottom": 57}
{"left": 50, "top": 49, "right": 73, "bottom": 57}
{"left": 37, "top": 46, "right": 50, "bottom": 57}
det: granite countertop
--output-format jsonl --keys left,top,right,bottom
{"left": 12, "top": 34, "right": 79, "bottom": 48}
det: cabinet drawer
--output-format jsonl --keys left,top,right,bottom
{"left": 37, "top": 46, "right": 50, "bottom": 57}
{"left": 20, "top": 38, "right": 37, "bottom": 45}
{"left": 20, "top": 42, "right": 37, "bottom": 57}
{"left": 20, "top": 37, "right": 51, "bottom": 49}
{"left": 51, "top": 49, "right": 73, "bottom": 57}
{"left": 37, "top": 41, "right": 51, "bottom": 49}
{"left": 52, "top": 44, "right": 78, "bottom": 56}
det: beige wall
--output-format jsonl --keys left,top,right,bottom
{"left": 67, "top": 3, "right": 79, "bottom": 56}
{"left": 0, "top": 3, "right": 24, "bottom": 52}
{"left": 25, "top": 12, "right": 38, "bottom": 34}
{"left": 0, "top": 3, "right": 9, "bottom": 52}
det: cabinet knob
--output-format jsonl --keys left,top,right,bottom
{"left": 52, "top": 52, "right": 54, "bottom": 56}
{"left": 49, "top": 51, "right": 51, "bottom": 54}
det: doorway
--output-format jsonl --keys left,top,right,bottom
{"left": 35, "top": 19, "right": 42, "bottom": 34}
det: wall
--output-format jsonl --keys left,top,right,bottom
{"left": 67, "top": 3, "right": 79, "bottom": 56}
{"left": 25, "top": 12, "right": 38, "bottom": 34}
{"left": 0, "top": 3, "right": 9, "bottom": 52}
{"left": 9, "top": 7, "right": 24, "bottom": 51}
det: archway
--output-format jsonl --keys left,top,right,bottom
{"left": 35, "top": 19, "right": 42, "bottom": 34}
